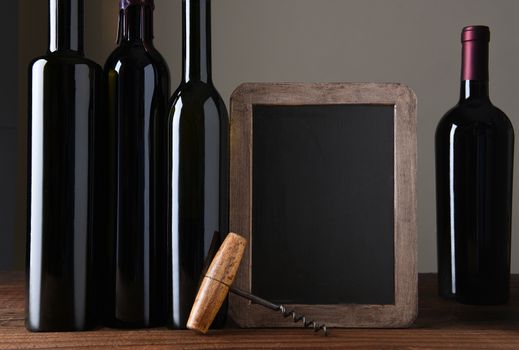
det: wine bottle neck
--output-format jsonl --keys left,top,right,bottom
{"left": 118, "top": 4, "right": 154, "bottom": 44}
{"left": 183, "top": 0, "right": 212, "bottom": 83}
{"left": 48, "top": 0, "right": 84, "bottom": 54}
{"left": 459, "top": 26, "right": 490, "bottom": 101}
{"left": 460, "top": 81, "right": 489, "bottom": 101}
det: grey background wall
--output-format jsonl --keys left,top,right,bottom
{"left": 12, "top": 0, "right": 519, "bottom": 272}
{"left": 0, "top": 2, "right": 18, "bottom": 270}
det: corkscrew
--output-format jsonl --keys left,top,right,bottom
{"left": 187, "top": 232, "right": 328, "bottom": 335}
{"left": 230, "top": 287, "right": 327, "bottom": 334}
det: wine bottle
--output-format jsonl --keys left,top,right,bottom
{"left": 435, "top": 26, "right": 514, "bottom": 304}
{"left": 104, "top": 0, "right": 170, "bottom": 327}
{"left": 26, "top": 0, "right": 103, "bottom": 331}
{"left": 167, "top": 0, "right": 229, "bottom": 328}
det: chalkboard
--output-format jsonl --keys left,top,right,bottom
{"left": 229, "top": 83, "right": 417, "bottom": 328}
{"left": 252, "top": 104, "right": 395, "bottom": 305}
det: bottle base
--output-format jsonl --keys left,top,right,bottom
{"left": 455, "top": 295, "right": 509, "bottom": 305}
{"left": 25, "top": 320, "right": 95, "bottom": 332}
{"left": 107, "top": 318, "right": 165, "bottom": 329}
{"left": 439, "top": 290, "right": 456, "bottom": 300}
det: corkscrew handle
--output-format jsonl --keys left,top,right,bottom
{"left": 187, "top": 233, "right": 247, "bottom": 333}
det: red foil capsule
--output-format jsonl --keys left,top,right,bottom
{"left": 461, "top": 25, "right": 490, "bottom": 81}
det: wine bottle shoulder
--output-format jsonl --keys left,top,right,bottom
{"left": 30, "top": 53, "right": 102, "bottom": 73}
{"left": 437, "top": 101, "right": 513, "bottom": 133}
{"left": 168, "top": 82, "right": 228, "bottom": 122}
{"left": 104, "top": 44, "right": 169, "bottom": 74}
{"left": 170, "top": 82, "right": 225, "bottom": 105}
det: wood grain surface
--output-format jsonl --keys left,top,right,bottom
{"left": 1, "top": 273, "right": 519, "bottom": 349}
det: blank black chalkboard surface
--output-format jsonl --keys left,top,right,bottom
{"left": 228, "top": 83, "right": 417, "bottom": 328}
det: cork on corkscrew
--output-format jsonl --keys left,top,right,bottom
{"left": 187, "top": 232, "right": 328, "bottom": 335}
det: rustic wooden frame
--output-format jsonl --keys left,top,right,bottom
{"left": 228, "top": 83, "right": 417, "bottom": 328}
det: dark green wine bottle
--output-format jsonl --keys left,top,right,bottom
{"left": 26, "top": 0, "right": 103, "bottom": 332}
{"left": 103, "top": 0, "right": 170, "bottom": 328}
{"left": 167, "top": 0, "right": 229, "bottom": 329}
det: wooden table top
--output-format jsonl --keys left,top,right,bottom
{"left": 1, "top": 272, "right": 518, "bottom": 349}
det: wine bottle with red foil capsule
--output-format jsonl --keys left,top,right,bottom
{"left": 104, "top": 0, "right": 170, "bottom": 327}
{"left": 26, "top": 0, "right": 103, "bottom": 331}
{"left": 436, "top": 26, "right": 514, "bottom": 304}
